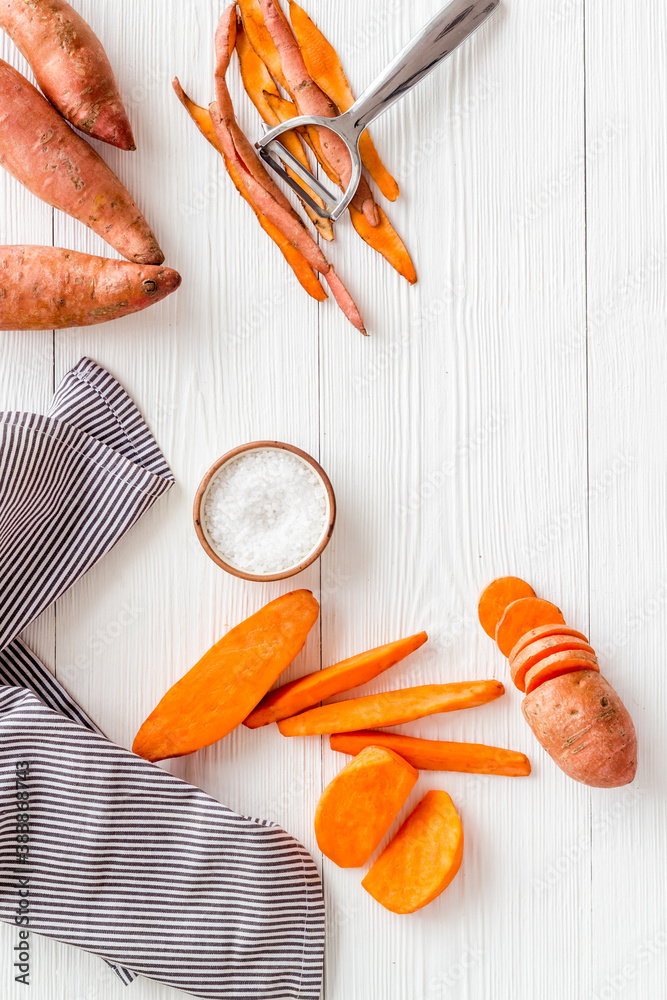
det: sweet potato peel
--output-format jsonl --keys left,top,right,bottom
{"left": 258, "top": 0, "right": 379, "bottom": 226}
{"left": 236, "top": 19, "right": 334, "bottom": 241}
{"left": 208, "top": 6, "right": 365, "bottom": 331}
{"left": 173, "top": 78, "right": 325, "bottom": 301}
{"left": 287, "top": 0, "right": 399, "bottom": 201}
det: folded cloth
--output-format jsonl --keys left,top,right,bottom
{"left": 0, "top": 360, "right": 325, "bottom": 998}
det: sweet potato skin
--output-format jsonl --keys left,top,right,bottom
{"left": 0, "top": 0, "right": 135, "bottom": 149}
{"left": 522, "top": 669, "right": 637, "bottom": 787}
{"left": 0, "top": 246, "right": 180, "bottom": 330}
{"left": 0, "top": 59, "right": 162, "bottom": 264}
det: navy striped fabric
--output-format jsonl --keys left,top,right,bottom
{"left": 0, "top": 360, "right": 326, "bottom": 998}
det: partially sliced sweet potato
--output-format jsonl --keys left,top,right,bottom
{"left": 330, "top": 730, "right": 531, "bottom": 776}
{"left": 510, "top": 634, "right": 595, "bottom": 692}
{"left": 522, "top": 670, "right": 637, "bottom": 787}
{"left": 495, "top": 598, "right": 565, "bottom": 657}
{"left": 244, "top": 631, "right": 427, "bottom": 728}
{"left": 524, "top": 650, "right": 599, "bottom": 695}
{"left": 478, "top": 577, "right": 536, "bottom": 639}
{"left": 277, "top": 680, "right": 504, "bottom": 736}
{"left": 314, "top": 746, "right": 418, "bottom": 867}
{"left": 362, "top": 790, "right": 463, "bottom": 913}
{"left": 508, "top": 623, "right": 589, "bottom": 662}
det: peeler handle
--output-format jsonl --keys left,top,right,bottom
{"left": 343, "top": 0, "right": 500, "bottom": 136}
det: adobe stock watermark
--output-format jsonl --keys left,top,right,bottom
{"left": 598, "top": 578, "right": 667, "bottom": 659}
{"left": 397, "top": 76, "right": 499, "bottom": 181}
{"left": 534, "top": 783, "right": 646, "bottom": 895}
{"left": 397, "top": 408, "right": 507, "bottom": 517}
{"left": 13, "top": 760, "right": 31, "bottom": 986}
{"left": 591, "top": 928, "right": 667, "bottom": 1000}
{"left": 560, "top": 248, "right": 667, "bottom": 357}
{"left": 353, "top": 286, "right": 467, "bottom": 392}
{"left": 514, "top": 121, "right": 626, "bottom": 228}
{"left": 414, "top": 945, "right": 484, "bottom": 999}
{"left": 523, "top": 453, "right": 636, "bottom": 559}
{"left": 59, "top": 601, "right": 143, "bottom": 683}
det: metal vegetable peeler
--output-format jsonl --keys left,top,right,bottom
{"left": 256, "top": 0, "right": 500, "bottom": 221}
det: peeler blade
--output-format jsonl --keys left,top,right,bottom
{"left": 258, "top": 139, "right": 340, "bottom": 219}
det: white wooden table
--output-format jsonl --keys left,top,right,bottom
{"left": 2, "top": 1, "right": 665, "bottom": 997}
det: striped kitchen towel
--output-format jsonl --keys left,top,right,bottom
{"left": 0, "top": 359, "right": 326, "bottom": 999}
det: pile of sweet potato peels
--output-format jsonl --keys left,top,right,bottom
{"left": 174, "top": 0, "right": 416, "bottom": 335}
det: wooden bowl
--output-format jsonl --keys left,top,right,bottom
{"left": 193, "top": 440, "right": 336, "bottom": 582}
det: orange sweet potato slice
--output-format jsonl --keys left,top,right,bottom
{"left": 478, "top": 577, "right": 536, "bottom": 639}
{"left": 277, "top": 680, "right": 504, "bottom": 736}
{"left": 133, "top": 590, "right": 319, "bottom": 761}
{"left": 362, "top": 790, "right": 463, "bottom": 913}
{"left": 314, "top": 746, "right": 418, "bottom": 867}
{"left": 495, "top": 598, "right": 565, "bottom": 657}
{"left": 510, "top": 634, "right": 596, "bottom": 692}
{"left": 244, "top": 631, "right": 427, "bottom": 728}
{"left": 524, "top": 650, "right": 599, "bottom": 695}
{"left": 330, "top": 730, "right": 531, "bottom": 776}
{"left": 508, "top": 623, "right": 589, "bottom": 662}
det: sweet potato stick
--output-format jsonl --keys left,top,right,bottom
{"left": 236, "top": 20, "right": 334, "bottom": 241}
{"left": 288, "top": 0, "right": 399, "bottom": 201}
{"left": 258, "top": 0, "right": 379, "bottom": 226}
{"left": 330, "top": 731, "right": 532, "bottom": 776}
{"left": 278, "top": 681, "right": 505, "bottom": 735}
{"left": 245, "top": 632, "right": 427, "bottom": 728}
{"left": 349, "top": 205, "right": 416, "bottom": 284}
{"left": 173, "top": 79, "right": 325, "bottom": 301}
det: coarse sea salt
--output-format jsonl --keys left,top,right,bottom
{"left": 202, "top": 448, "right": 328, "bottom": 575}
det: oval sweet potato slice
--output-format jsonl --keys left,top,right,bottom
{"left": 314, "top": 746, "right": 418, "bottom": 868}
{"left": 508, "top": 623, "right": 589, "bottom": 662}
{"left": 495, "top": 598, "right": 565, "bottom": 657}
{"left": 362, "top": 790, "right": 463, "bottom": 913}
{"left": 521, "top": 670, "right": 637, "bottom": 787}
{"left": 510, "top": 634, "right": 596, "bottom": 691}
{"left": 524, "top": 649, "right": 599, "bottom": 694}
{"left": 478, "top": 577, "right": 535, "bottom": 639}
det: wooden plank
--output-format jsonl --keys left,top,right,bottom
{"left": 586, "top": 2, "right": 667, "bottom": 997}
{"left": 317, "top": 0, "right": 589, "bottom": 997}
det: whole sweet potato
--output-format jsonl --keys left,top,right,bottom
{"left": 0, "top": 0, "right": 134, "bottom": 149}
{"left": 0, "top": 246, "right": 181, "bottom": 330}
{"left": 0, "top": 59, "right": 162, "bottom": 264}
{"left": 522, "top": 669, "right": 637, "bottom": 787}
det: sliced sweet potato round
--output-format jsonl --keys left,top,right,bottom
{"left": 510, "top": 634, "right": 596, "bottom": 692}
{"left": 478, "top": 577, "right": 535, "bottom": 639}
{"left": 508, "top": 623, "right": 588, "bottom": 662}
{"left": 495, "top": 598, "right": 565, "bottom": 657}
{"left": 524, "top": 649, "right": 599, "bottom": 694}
